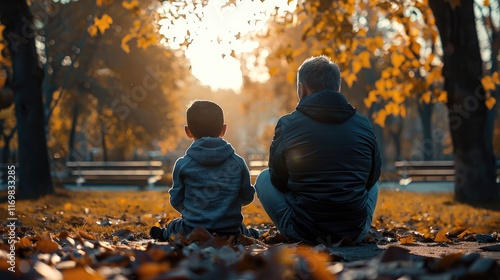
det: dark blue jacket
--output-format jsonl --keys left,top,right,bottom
{"left": 269, "top": 90, "right": 381, "bottom": 243}
{"left": 169, "top": 137, "right": 255, "bottom": 234}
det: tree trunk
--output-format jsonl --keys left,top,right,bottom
{"left": 101, "top": 121, "right": 108, "bottom": 162}
{"left": 387, "top": 115, "right": 403, "bottom": 162}
{"left": 429, "top": 0, "right": 499, "bottom": 203}
{"left": 68, "top": 100, "right": 80, "bottom": 161}
{"left": 417, "top": 102, "right": 434, "bottom": 161}
{"left": 0, "top": 1, "right": 53, "bottom": 199}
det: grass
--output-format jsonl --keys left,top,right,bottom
{"left": 1, "top": 188, "right": 499, "bottom": 239}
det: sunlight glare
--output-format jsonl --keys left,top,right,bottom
{"left": 159, "top": 0, "right": 297, "bottom": 92}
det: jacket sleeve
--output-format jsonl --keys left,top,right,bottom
{"left": 239, "top": 158, "right": 255, "bottom": 206}
{"left": 366, "top": 138, "right": 381, "bottom": 191}
{"left": 169, "top": 158, "right": 185, "bottom": 213}
{"left": 269, "top": 118, "right": 290, "bottom": 193}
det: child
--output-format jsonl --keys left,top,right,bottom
{"left": 150, "top": 100, "right": 258, "bottom": 241}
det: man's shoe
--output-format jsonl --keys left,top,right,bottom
{"left": 149, "top": 226, "right": 167, "bottom": 241}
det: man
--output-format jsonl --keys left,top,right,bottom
{"left": 255, "top": 55, "right": 381, "bottom": 245}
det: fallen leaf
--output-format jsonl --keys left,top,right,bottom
{"left": 78, "top": 231, "right": 96, "bottom": 240}
{"left": 35, "top": 240, "right": 60, "bottom": 254}
{"left": 62, "top": 266, "right": 105, "bottom": 280}
{"left": 400, "top": 235, "right": 415, "bottom": 245}
{"left": 447, "top": 227, "right": 468, "bottom": 238}
{"left": 434, "top": 229, "right": 451, "bottom": 243}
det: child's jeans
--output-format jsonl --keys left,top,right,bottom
{"left": 163, "top": 218, "right": 258, "bottom": 240}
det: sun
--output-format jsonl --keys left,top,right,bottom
{"left": 158, "top": 0, "right": 296, "bottom": 92}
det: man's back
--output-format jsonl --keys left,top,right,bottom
{"left": 269, "top": 90, "right": 381, "bottom": 243}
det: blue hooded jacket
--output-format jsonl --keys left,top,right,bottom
{"left": 169, "top": 137, "right": 255, "bottom": 234}
{"left": 269, "top": 89, "right": 381, "bottom": 243}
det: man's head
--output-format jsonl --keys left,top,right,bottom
{"left": 185, "top": 100, "right": 226, "bottom": 139}
{"left": 297, "top": 55, "right": 341, "bottom": 100}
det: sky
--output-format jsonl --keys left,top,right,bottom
{"left": 159, "top": 0, "right": 296, "bottom": 92}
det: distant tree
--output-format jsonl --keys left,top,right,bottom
{"left": 42, "top": 0, "right": 187, "bottom": 161}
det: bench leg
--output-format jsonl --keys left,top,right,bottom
{"left": 76, "top": 176, "right": 85, "bottom": 187}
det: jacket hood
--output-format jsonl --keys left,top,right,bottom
{"left": 186, "top": 137, "right": 235, "bottom": 166}
{"left": 296, "top": 90, "right": 356, "bottom": 123}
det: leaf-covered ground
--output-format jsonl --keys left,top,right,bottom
{"left": 0, "top": 188, "right": 499, "bottom": 279}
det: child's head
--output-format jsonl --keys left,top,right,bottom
{"left": 185, "top": 100, "right": 226, "bottom": 139}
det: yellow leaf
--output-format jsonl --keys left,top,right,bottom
{"left": 481, "top": 75, "right": 496, "bottom": 92}
{"left": 87, "top": 25, "right": 98, "bottom": 37}
{"left": 411, "top": 59, "right": 420, "bottom": 68}
{"left": 421, "top": 91, "right": 432, "bottom": 104}
{"left": 403, "top": 48, "right": 415, "bottom": 60}
{"left": 364, "top": 90, "right": 378, "bottom": 108}
{"left": 391, "top": 53, "right": 405, "bottom": 69}
{"left": 426, "top": 54, "right": 435, "bottom": 66}
{"left": 122, "top": 0, "right": 139, "bottom": 10}
{"left": 137, "top": 34, "right": 156, "bottom": 49}
{"left": 344, "top": 72, "right": 357, "bottom": 88}
{"left": 437, "top": 91, "right": 448, "bottom": 103}
{"left": 352, "top": 60, "right": 362, "bottom": 74}
{"left": 492, "top": 71, "right": 500, "bottom": 84}
{"left": 97, "top": 0, "right": 113, "bottom": 6}
{"left": 381, "top": 70, "right": 390, "bottom": 79}
{"left": 94, "top": 14, "right": 113, "bottom": 35}
{"left": 374, "top": 110, "right": 387, "bottom": 127}
{"left": 486, "top": 96, "right": 496, "bottom": 109}
{"left": 385, "top": 102, "right": 399, "bottom": 115}
{"left": 121, "top": 34, "right": 132, "bottom": 53}
{"left": 384, "top": 79, "right": 394, "bottom": 90}
{"left": 400, "top": 105, "right": 406, "bottom": 118}
{"left": 358, "top": 51, "right": 371, "bottom": 68}
{"left": 391, "top": 68, "right": 400, "bottom": 77}
{"left": 411, "top": 42, "right": 421, "bottom": 55}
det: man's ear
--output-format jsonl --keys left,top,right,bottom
{"left": 185, "top": 125, "right": 194, "bottom": 139}
{"left": 219, "top": 124, "right": 227, "bottom": 137}
{"left": 298, "top": 82, "right": 310, "bottom": 100}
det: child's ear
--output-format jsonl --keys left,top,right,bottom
{"left": 219, "top": 124, "right": 227, "bottom": 137}
{"left": 185, "top": 126, "right": 194, "bottom": 139}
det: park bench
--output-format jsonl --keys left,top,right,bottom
{"left": 394, "top": 160, "right": 500, "bottom": 185}
{"left": 66, "top": 161, "right": 165, "bottom": 189}
{"left": 247, "top": 154, "right": 268, "bottom": 183}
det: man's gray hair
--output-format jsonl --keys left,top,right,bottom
{"left": 297, "top": 55, "right": 341, "bottom": 93}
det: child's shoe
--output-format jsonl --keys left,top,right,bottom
{"left": 149, "top": 226, "right": 167, "bottom": 241}
{"left": 246, "top": 227, "right": 260, "bottom": 239}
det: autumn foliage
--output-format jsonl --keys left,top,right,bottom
{"left": 0, "top": 189, "right": 499, "bottom": 278}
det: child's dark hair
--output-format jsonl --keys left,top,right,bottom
{"left": 186, "top": 100, "right": 224, "bottom": 139}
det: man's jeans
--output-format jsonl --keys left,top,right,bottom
{"left": 254, "top": 169, "right": 379, "bottom": 243}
